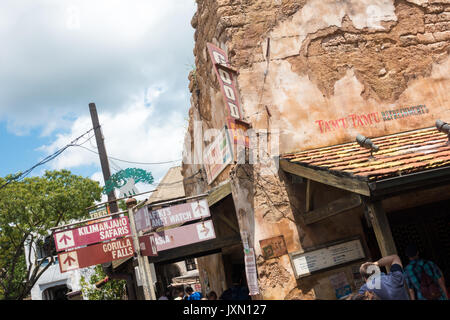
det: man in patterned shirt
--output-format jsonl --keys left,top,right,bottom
{"left": 404, "top": 244, "right": 448, "bottom": 300}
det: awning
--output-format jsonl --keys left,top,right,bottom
{"left": 169, "top": 270, "right": 200, "bottom": 286}
{"left": 281, "top": 127, "right": 450, "bottom": 197}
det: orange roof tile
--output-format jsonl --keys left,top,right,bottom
{"left": 281, "top": 127, "right": 450, "bottom": 182}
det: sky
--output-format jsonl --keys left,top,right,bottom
{"left": 0, "top": 1, "right": 197, "bottom": 199}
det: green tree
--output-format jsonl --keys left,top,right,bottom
{"left": 0, "top": 170, "right": 102, "bottom": 300}
{"left": 80, "top": 265, "right": 126, "bottom": 300}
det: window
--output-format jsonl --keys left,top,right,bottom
{"left": 185, "top": 258, "right": 197, "bottom": 271}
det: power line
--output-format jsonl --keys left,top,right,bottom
{"left": 0, "top": 127, "right": 97, "bottom": 190}
{"left": 72, "top": 144, "right": 182, "bottom": 165}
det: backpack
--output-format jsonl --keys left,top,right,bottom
{"left": 412, "top": 261, "right": 441, "bottom": 300}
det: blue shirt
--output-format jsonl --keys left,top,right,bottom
{"left": 359, "top": 264, "right": 410, "bottom": 300}
{"left": 404, "top": 259, "right": 446, "bottom": 300}
{"left": 187, "top": 292, "right": 202, "bottom": 300}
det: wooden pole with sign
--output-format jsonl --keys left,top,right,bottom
{"left": 126, "top": 198, "right": 156, "bottom": 300}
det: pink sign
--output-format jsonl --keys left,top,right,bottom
{"left": 153, "top": 220, "right": 216, "bottom": 251}
{"left": 135, "top": 199, "right": 211, "bottom": 232}
{"left": 53, "top": 216, "right": 131, "bottom": 252}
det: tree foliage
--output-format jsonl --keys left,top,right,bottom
{"left": 80, "top": 265, "right": 126, "bottom": 300}
{"left": 0, "top": 170, "right": 102, "bottom": 300}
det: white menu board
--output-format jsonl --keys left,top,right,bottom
{"left": 291, "top": 239, "right": 365, "bottom": 278}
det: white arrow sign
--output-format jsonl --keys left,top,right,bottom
{"left": 59, "top": 251, "right": 79, "bottom": 272}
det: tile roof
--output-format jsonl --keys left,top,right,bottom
{"left": 281, "top": 127, "right": 450, "bottom": 182}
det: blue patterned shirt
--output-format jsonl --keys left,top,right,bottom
{"left": 404, "top": 259, "right": 446, "bottom": 300}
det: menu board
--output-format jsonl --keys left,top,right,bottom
{"left": 290, "top": 239, "right": 365, "bottom": 278}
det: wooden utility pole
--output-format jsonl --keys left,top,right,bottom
{"left": 89, "top": 103, "right": 119, "bottom": 213}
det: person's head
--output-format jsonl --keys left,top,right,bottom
{"left": 207, "top": 291, "right": 217, "bottom": 300}
{"left": 359, "top": 262, "right": 380, "bottom": 281}
{"left": 185, "top": 286, "right": 194, "bottom": 295}
{"left": 347, "top": 291, "right": 380, "bottom": 300}
{"left": 405, "top": 243, "right": 419, "bottom": 260}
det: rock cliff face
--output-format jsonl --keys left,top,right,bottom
{"left": 182, "top": 0, "right": 449, "bottom": 299}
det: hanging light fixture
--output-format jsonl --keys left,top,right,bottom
{"left": 356, "top": 134, "right": 379, "bottom": 159}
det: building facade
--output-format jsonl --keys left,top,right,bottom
{"left": 181, "top": 0, "right": 450, "bottom": 300}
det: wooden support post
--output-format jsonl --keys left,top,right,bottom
{"left": 305, "top": 179, "right": 312, "bottom": 212}
{"left": 365, "top": 200, "right": 397, "bottom": 259}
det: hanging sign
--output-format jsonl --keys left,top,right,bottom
{"left": 203, "top": 126, "right": 234, "bottom": 185}
{"left": 58, "top": 237, "right": 134, "bottom": 273}
{"left": 53, "top": 216, "right": 131, "bottom": 252}
{"left": 244, "top": 248, "right": 260, "bottom": 296}
{"left": 151, "top": 220, "right": 216, "bottom": 252}
{"left": 135, "top": 198, "right": 210, "bottom": 232}
{"left": 259, "top": 235, "right": 288, "bottom": 260}
{"left": 289, "top": 238, "right": 365, "bottom": 278}
{"left": 207, "top": 43, "right": 242, "bottom": 119}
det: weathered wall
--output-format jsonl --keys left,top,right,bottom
{"left": 182, "top": 0, "right": 450, "bottom": 300}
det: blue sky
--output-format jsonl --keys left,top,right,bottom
{"left": 0, "top": 1, "right": 196, "bottom": 193}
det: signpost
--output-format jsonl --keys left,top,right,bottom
{"left": 135, "top": 198, "right": 211, "bottom": 232}
{"left": 58, "top": 237, "right": 134, "bottom": 273}
{"left": 150, "top": 220, "right": 216, "bottom": 252}
{"left": 53, "top": 216, "right": 131, "bottom": 252}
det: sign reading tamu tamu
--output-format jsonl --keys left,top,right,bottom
{"left": 135, "top": 198, "right": 211, "bottom": 232}
{"left": 53, "top": 216, "right": 131, "bottom": 252}
{"left": 58, "top": 237, "right": 134, "bottom": 273}
{"left": 207, "top": 43, "right": 242, "bottom": 120}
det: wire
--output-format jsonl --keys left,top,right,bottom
{"left": 72, "top": 144, "right": 182, "bottom": 165}
{"left": 0, "top": 127, "right": 97, "bottom": 190}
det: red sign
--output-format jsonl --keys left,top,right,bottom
{"left": 207, "top": 43, "right": 242, "bottom": 120}
{"left": 135, "top": 199, "right": 210, "bottom": 232}
{"left": 53, "top": 216, "right": 131, "bottom": 252}
{"left": 138, "top": 234, "right": 158, "bottom": 257}
{"left": 152, "top": 220, "right": 216, "bottom": 251}
{"left": 58, "top": 237, "right": 134, "bottom": 273}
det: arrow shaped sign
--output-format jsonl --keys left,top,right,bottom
{"left": 64, "top": 254, "right": 76, "bottom": 266}
{"left": 59, "top": 234, "right": 72, "bottom": 246}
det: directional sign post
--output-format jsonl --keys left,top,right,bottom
{"left": 149, "top": 220, "right": 216, "bottom": 252}
{"left": 53, "top": 216, "right": 131, "bottom": 252}
{"left": 58, "top": 237, "right": 134, "bottom": 273}
{"left": 135, "top": 198, "right": 210, "bottom": 232}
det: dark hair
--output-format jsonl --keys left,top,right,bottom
{"left": 347, "top": 291, "right": 380, "bottom": 300}
{"left": 359, "top": 263, "right": 379, "bottom": 280}
{"left": 405, "top": 244, "right": 419, "bottom": 258}
{"left": 185, "top": 286, "right": 194, "bottom": 294}
{"left": 207, "top": 291, "right": 217, "bottom": 300}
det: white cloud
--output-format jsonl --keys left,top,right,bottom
{"left": 0, "top": 0, "right": 196, "bottom": 135}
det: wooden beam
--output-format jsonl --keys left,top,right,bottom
{"left": 280, "top": 159, "right": 371, "bottom": 196}
{"left": 148, "top": 235, "right": 242, "bottom": 264}
{"left": 304, "top": 194, "right": 362, "bottom": 225}
{"left": 207, "top": 181, "right": 232, "bottom": 207}
{"left": 365, "top": 200, "right": 397, "bottom": 258}
{"left": 305, "top": 179, "right": 312, "bottom": 212}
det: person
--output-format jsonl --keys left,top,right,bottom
{"left": 158, "top": 289, "right": 172, "bottom": 300}
{"left": 220, "top": 272, "right": 251, "bottom": 300}
{"left": 358, "top": 254, "right": 409, "bottom": 300}
{"left": 185, "top": 286, "right": 202, "bottom": 300}
{"left": 207, "top": 291, "right": 218, "bottom": 300}
{"left": 403, "top": 244, "right": 448, "bottom": 300}
{"left": 173, "top": 289, "right": 184, "bottom": 300}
